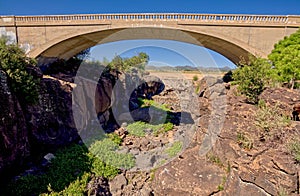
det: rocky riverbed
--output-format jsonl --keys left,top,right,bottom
{"left": 1, "top": 67, "right": 299, "bottom": 195}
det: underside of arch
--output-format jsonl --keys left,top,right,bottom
{"left": 35, "top": 27, "right": 259, "bottom": 64}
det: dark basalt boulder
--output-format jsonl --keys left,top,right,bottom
{"left": 136, "top": 75, "right": 165, "bottom": 99}
{"left": 25, "top": 77, "right": 79, "bottom": 146}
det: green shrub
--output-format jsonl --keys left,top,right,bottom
{"left": 165, "top": 141, "right": 182, "bottom": 157}
{"left": 237, "top": 132, "right": 253, "bottom": 150}
{"left": 255, "top": 103, "right": 291, "bottom": 133}
{"left": 138, "top": 98, "right": 171, "bottom": 112}
{"left": 44, "top": 172, "right": 91, "bottom": 196}
{"left": 193, "top": 75, "right": 199, "bottom": 81}
{"left": 126, "top": 121, "right": 148, "bottom": 137}
{"left": 90, "top": 155, "right": 119, "bottom": 179}
{"left": 232, "top": 57, "right": 272, "bottom": 103}
{"left": 163, "top": 122, "right": 174, "bottom": 132}
{"left": 7, "top": 140, "right": 127, "bottom": 195}
{"left": 7, "top": 144, "right": 91, "bottom": 195}
{"left": 153, "top": 122, "right": 174, "bottom": 136}
{"left": 0, "top": 37, "right": 40, "bottom": 104}
{"left": 107, "top": 133, "right": 122, "bottom": 145}
{"left": 108, "top": 52, "right": 149, "bottom": 72}
{"left": 126, "top": 121, "right": 173, "bottom": 137}
{"left": 8, "top": 174, "right": 47, "bottom": 196}
{"left": 89, "top": 138, "right": 135, "bottom": 169}
{"left": 268, "top": 29, "right": 300, "bottom": 89}
{"left": 289, "top": 140, "right": 300, "bottom": 163}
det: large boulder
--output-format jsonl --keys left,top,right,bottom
{"left": 136, "top": 75, "right": 165, "bottom": 99}
{"left": 25, "top": 77, "right": 79, "bottom": 146}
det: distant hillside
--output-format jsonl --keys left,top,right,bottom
{"left": 145, "top": 65, "right": 233, "bottom": 72}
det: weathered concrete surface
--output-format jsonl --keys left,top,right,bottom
{"left": 0, "top": 14, "right": 299, "bottom": 63}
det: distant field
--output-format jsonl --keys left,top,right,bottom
{"left": 148, "top": 70, "right": 226, "bottom": 81}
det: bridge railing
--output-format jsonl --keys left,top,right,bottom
{"left": 1, "top": 13, "right": 299, "bottom": 26}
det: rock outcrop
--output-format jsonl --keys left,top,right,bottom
{"left": 151, "top": 77, "right": 300, "bottom": 195}
{"left": 26, "top": 77, "right": 79, "bottom": 146}
{"left": 0, "top": 66, "right": 80, "bottom": 180}
{"left": 2, "top": 63, "right": 300, "bottom": 195}
{"left": 0, "top": 69, "right": 30, "bottom": 178}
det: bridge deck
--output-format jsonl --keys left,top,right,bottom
{"left": 1, "top": 13, "right": 299, "bottom": 27}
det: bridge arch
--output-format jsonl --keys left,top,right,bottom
{"left": 32, "top": 27, "right": 259, "bottom": 64}
{"left": 2, "top": 13, "right": 299, "bottom": 63}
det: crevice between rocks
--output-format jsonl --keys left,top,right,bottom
{"left": 271, "top": 159, "right": 294, "bottom": 175}
{"left": 238, "top": 175, "right": 273, "bottom": 196}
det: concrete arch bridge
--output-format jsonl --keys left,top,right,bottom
{"left": 0, "top": 13, "right": 299, "bottom": 64}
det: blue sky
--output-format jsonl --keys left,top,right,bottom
{"left": 1, "top": 0, "right": 300, "bottom": 15}
{"left": 1, "top": 0, "right": 299, "bottom": 68}
{"left": 89, "top": 40, "right": 235, "bottom": 68}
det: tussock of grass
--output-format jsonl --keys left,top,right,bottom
{"left": 255, "top": 101, "right": 291, "bottom": 133}
{"left": 138, "top": 98, "right": 171, "bottom": 112}
{"left": 237, "top": 132, "right": 253, "bottom": 150}
{"left": 206, "top": 153, "right": 223, "bottom": 168}
{"left": 165, "top": 141, "right": 182, "bottom": 157}
{"left": 289, "top": 140, "right": 300, "bottom": 163}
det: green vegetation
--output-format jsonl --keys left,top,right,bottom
{"left": 7, "top": 144, "right": 91, "bottom": 195}
{"left": 232, "top": 29, "right": 300, "bottom": 103}
{"left": 268, "top": 29, "right": 300, "bottom": 89}
{"left": 255, "top": 101, "right": 290, "bottom": 134}
{"left": 226, "top": 162, "right": 231, "bottom": 174}
{"left": 237, "top": 132, "right": 253, "bottom": 150}
{"left": 217, "top": 176, "right": 227, "bottom": 191}
{"left": 289, "top": 140, "right": 300, "bottom": 163}
{"left": 126, "top": 121, "right": 149, "bottom": 137}
{"left": 159, "top": 122, "right": 174, "bottom": 134}
{"left": 125, "top": 99, "right": 175, "bottom": 138}
{"left": 192, "top": 75, "right": 199, "bottom": 81}
{"left": 0, "top": 37, "right": 40, "bottom": 104}
{"left": 126, "top": 121, "right": 174, "bottom": 137}
{"left": 43, "top": 172, "right": 91, "bottom": 196}
{"left": 107, "top": 132, "right": 123, "bottom": 145}
{"left": 207, "top": 153, "right": 223, "bottom": 168}
{"left": 7, "top": 133, "right": 135, "bottom": 195}
{"left": 232, "top": 57, "right": 271, "bottom": 103}
{"left": 89, "top": 138, "right": 135, "bottom": 169}
{"left": 90, "top": 155, "right": 119, "bottom": 178}
{"left": 165, "top": 141, "right": 183, "bottom": 157}
{"left": 195, "top": 84, "right": 200, "bottom": 94}
{"left": 278, "top": 186, "right": 289, "bottom": 196}
{"left": 107, "top": 52, "right": 149, "bottom": 72}
{"left": 138, "top": 98, "right": 171, "bottom": 112}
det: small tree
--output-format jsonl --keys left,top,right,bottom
{"left": 107, "top": 52, "right": 149, "bottom": 72}
{"left": 232, "top": 57, "right": 272, "bottom": 104}
{"left": 268, "top": 29, "right": 300, "bottom": 89}
{"left": 0, "top": 37, "right": 40, "bottom": 104}
{"left": 193, "top": 75, "right": 199, "bottom": 81}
